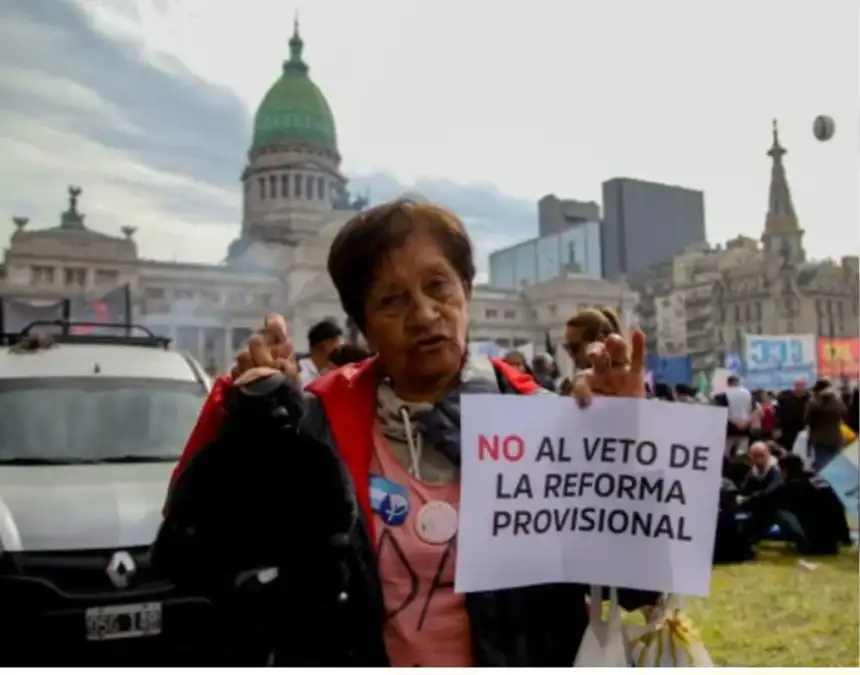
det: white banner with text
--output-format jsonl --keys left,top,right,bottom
{"left": 455, "top": 395, "right": 727, "bottom": 597}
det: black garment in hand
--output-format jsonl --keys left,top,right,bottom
{"left": 151, "top": 373, "right": 657, "bottom": 667}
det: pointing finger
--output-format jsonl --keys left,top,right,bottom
{"left": 264, "top": 313, "right": 289, "bottom": 346}
{"left": 630, "top": 329, "right": 646, "bottom": 374}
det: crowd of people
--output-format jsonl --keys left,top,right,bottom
{"left": 153, "top": 199, "right": 857, "bottom": 666}
{"left": 283, "top": 301, "right": 858, "bottom": 570}
{"left": 295, "top": 303, "right": 857, "bottom": 572}
{"left": 499, "top": 329, "right": 858, "bottom": 565}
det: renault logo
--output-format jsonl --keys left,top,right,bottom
{"left": 106, "top": 551, "right": 136, "bottom": 590}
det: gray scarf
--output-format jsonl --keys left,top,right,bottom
{"left": 374, "top": 356, "right": 503, "bottom": 484}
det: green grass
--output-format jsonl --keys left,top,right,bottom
{"left": 686, "top": 544, "right": 859, "bottom": 667}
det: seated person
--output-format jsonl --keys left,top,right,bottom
{"left": 739, "top": 441, "right": 782, "bottom": 498}
{"left": 741, "top": 453, "right": 851, "bottom": 554}
{"left": 714, "top": 458, "right": 755, "bottom": 564}
{"left": 736, "top": 442, "right": 783, "bottom": 543}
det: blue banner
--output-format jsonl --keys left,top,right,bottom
{"left": 646, "top": 354, "right": 692, "bottom": 386}
{"left": 743, "top": 334, "right": 816, "bottom": 390}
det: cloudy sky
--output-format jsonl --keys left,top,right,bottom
{"left": 0, "top": 0, "right": 857, "bottom": 276}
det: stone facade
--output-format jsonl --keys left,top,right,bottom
{"left": 0, "top": 185, "right": 634, "bottom": 373}
{"left": 633, "top": 121, "right": 860, "bottom": 376}
{"left": 0, "top": 25, "right": 634, "bottom": 373}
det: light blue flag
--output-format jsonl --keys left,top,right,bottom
{"left": 819, "top": 440, "right": 859, "bottom": 539}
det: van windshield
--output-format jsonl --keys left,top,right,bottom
{"left": 0, "top": 377, "right": 206, "bottom": 464}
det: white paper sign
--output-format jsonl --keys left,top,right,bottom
{"left": 455, "top": 395, "right": 727, "bottom": 597}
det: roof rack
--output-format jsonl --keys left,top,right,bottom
{"left": 0, "top": 321, "right": 172, "bottom": 349}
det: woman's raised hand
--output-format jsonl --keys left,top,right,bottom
{"left": 230, "top": 313, "right": 299, "bottom": 386}
{"left": 570, "top": 329, "right": 647, "bottom": 407}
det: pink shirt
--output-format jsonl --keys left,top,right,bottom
{"left": 370, "top": 423, "right": 473, "bottom": 667}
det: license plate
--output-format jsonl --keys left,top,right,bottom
{"left": 85, "top": 602, "right": 162, "bottom": 641}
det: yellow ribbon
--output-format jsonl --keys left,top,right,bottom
{"left": 629, "top": 608, "right": 702, "bottom": 667}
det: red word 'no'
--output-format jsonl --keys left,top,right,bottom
{"left": 477, "top": 434, "right": 525, "bottom": 462}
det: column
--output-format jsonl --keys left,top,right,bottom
{"left": 223, "top": 327, "right": 233, "bottom": 373}
{"left": 196, "top": 326, "right": 205, "bottom": 366}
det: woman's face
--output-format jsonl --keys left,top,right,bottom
{"left": 363, "top": 231, "right": 470, "bottom": 391}
{"left": 564, "top": 325, "right": 591, "bottom": 370}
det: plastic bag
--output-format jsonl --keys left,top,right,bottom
{"left": 625, "top": 595, "right": 713, "bottom": 667}
{"left": 573, "top": 586, "right": 629, "bottom": 667}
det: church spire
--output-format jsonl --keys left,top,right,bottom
{"left": 761, "top": 119, "right": 805, "bottom": 263}
{"left": 763, "top": 118, "right": 799, "bottom": 234}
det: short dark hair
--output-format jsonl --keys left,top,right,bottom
{"left": 328, "top": 344, "right": 373, "bottom": 367}
{"left": 727, "top": 375, "right": 740, "bottom": 386}
{"left": 307, "top": 320, "right": 342, "bottom": 349}
{"left": 327, "top": 199, "right": 475, "bottom": 331}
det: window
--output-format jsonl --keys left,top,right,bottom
{"left": 144, "top": 287, "right": 165, "bottom": 300}
{"left": 294, "top": 173, "right": 303, "bottom": 198}
{"left": 317, "top": 177, "right": 325, "bottom": 200}
{"left": 485, "top": 309, "right": 498, "bottom": 319}
{"left": 64, "top": 267, "right": 86, "bottom": 288}
{"left": 31, "top": 266, "right": 55, "bottom": 285}
{"left": 281, "top": 174, "right": 290, "bottom": 198}
{"left": 305, "top": 175, "right": 314, "bottom": 198}
{"left": 95, "top": 270, "right": 119, "bottom": 286}
{"left": 269, "top": 175, "right": 277, "bottom": 199}
{"left": 503, "top": 309, "right": 516, "bottom": 320}
{"left": 0, "top": 377, "right": 206, "bottom": 464}
{"left": 199, "top": 290, "right": 220, "bottom": 305}
{"left": 173, "top": 289, "right": 194, "bottom": 300}
{"left": 258, "top": 177, "right": 266, "bottom": 199}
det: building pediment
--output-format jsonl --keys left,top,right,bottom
{"left": 8, "top": 227, "right": 138, "bottom": 263}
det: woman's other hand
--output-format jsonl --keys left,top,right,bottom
{"left": 570, "top": 329, "right": 647, "bottom": 408}
{"left": 230, "top": 313, "right": 299, "bottom": 386}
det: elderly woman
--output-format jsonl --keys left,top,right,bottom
{"left": 154, "top": 200, "right": 655, "bottom": 667}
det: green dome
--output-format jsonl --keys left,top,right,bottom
{"left": 251, "top": 23, "right": 337, "bottom": 153}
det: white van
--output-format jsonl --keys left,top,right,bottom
{"left": 0, "top": 322, "right": 217, "bottom": 665}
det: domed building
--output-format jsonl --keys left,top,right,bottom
{"left": 0, "top": 23, "right": 638, "bottom": 375}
